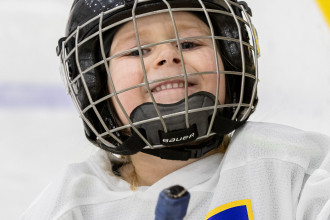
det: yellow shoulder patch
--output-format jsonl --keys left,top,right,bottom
{"left": 316, "top": 0, "right": 330, "bottom": 28}
{"left": 204, "top": 199, "right": 254, "bottom": 220}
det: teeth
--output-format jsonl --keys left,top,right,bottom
{"left": 153, "top": 82, "right": 187, "bottom": 92}
{"left": 166, "top": 84, "right": 172, "bottom": 89}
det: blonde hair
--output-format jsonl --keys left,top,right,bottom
{"left": 115, "top": 135, "right": 231, "bottom": 191}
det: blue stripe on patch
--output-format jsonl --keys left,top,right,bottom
{"left": 204, "top": 200, "right": 254, "bottom": 220}
{"left": 0, "top": 82, "right": 73, "bottom": 109}
{"left": 207, "top": 205, "right": 249, "bottom": 220}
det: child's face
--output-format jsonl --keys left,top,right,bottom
{"left": 109, "top": 12, "right": 225, "bottom": 125}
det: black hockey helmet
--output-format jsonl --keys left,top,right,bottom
{"left": 57, "top": 0, "right": 260, "bottom": 160}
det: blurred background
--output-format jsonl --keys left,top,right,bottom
{"left": 0, "top": 0, "right": 329, "bottom": 219}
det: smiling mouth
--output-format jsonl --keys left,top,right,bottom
{"left": 151, "top": 81, "right": 195, "bottom": 93}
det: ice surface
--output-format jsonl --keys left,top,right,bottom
{"left": 0, "top": 0, "right": 329, "bottom": 219}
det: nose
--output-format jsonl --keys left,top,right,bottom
{"left": 154, "top": 44, "right": 181, "bottom": 67}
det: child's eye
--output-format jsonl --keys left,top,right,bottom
{"left": 127, "top": 48, "right": 150, "bottom": 56}
{"left": 179, "top": 42, "right": 199, "bottom": 50}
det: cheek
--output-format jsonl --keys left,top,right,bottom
{"left": 202, "top": 74, "right": 226, "bottom": 104}
{"left": 206, "top": 55, "right": 226, "bottom": 104}
{"left": 114, "top": 89, "right": 143, "bottom": 125}
{"left": 109, "top": 59, "right": 145, "bottom": 124}
{"left": 190, "top": 48, "right": 222, "bottom": 71}
{"left": 185, "top": 48, "right": 225, "bottom": 103}
{"left": 109, "top": 59, "right": 142, "bottom": 91}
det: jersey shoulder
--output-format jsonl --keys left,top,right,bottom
{"left": 223, "top": 121, "right": 330, "bottom": 173}
{"left": 21, "top": 151, "right": 130, "bottom": 220}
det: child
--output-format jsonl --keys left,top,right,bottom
{"left": 22, "top": 0, "right": 330, "bottom": 219}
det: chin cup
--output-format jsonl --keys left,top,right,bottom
{"left": 110, "top": 92, "right": 245, "bottom": 160}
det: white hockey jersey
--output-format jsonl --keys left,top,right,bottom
{"left": 21, "top": 122, "right": 330, "bottom": 219}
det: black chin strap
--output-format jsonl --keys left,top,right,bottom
{"left": 102, "top": 129, "right": 147, "bottom": 155}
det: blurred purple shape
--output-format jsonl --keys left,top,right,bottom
{"left": 0, "top": 82, "right": 74, "bottom": 109}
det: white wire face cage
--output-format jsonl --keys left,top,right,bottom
{"left": 57, "top": 0, "right": 260, "bottom": 158}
